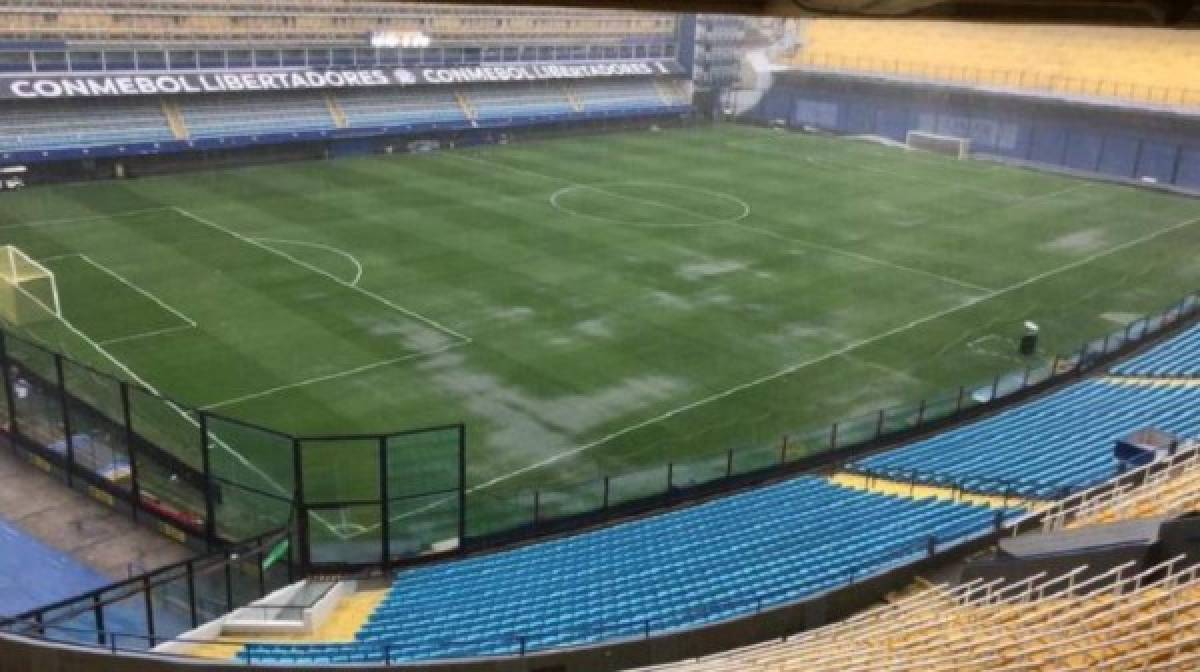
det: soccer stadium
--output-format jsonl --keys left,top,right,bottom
{"left": 3, "top": 0, "right": 1200, "bottom": 669}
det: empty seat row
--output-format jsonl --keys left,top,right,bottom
{"left": 1111, "top": 322, "right": 1200, "bottom": 378}
{"left": 852, "top": 380, "right": 1200, "bottom": 498}
{"left": 0, "top": 99, "right": 174, "bottom": 152}
{"left": 242, "top": 478, "right": 1015, "bottom": 664}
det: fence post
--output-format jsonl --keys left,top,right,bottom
{"left": 875, "top": 409, "right": 885, "bottom": 439}
{"left": 915, "top": 399, "right": 926, "bottom": 426}
{"left": 0, "top": 331, "right": 17, "bottom": 437}
{"left": 532, "top": 490, "right": 540, "bottom": 523}
{"left": 602, "top": 476, "right": 610, "bottom": 510}
{"left": 666, "top": 463, "right": 674, "bottom": 490}
{"left": 120, "top": 383, "right": 139, "bottom": 522}
{"left": 457, "top": 423, "right": 467, "bottom": 548}
{"left": 53, "top": 354, "right": 75, "bottom": 487}
{"left": 830, "top": 422, "right": 839, "bottom": 451}
{"left": 142, "top": 574, "right": 156, "bottom": 647}
{"left": 955, "top": 386, "right": 965, "bottom": 414}
{"left": 989, "top": 375, "right": 1000, "bottom": 402}
{"left": 93, "top": 594, "right": 106, "bottom": 646}
{"left": 186, "top": 559, "right": 198, "bottom": 628}
{"left": 378, "top": 435, "right": 389, "bottom": 566}
{"left": 197, "top": 411, "right": 217, "bottom": 549}
{"left": 726, "top": 448, "right": 734, "bottom": 477}
{"left": 779, "top": 435, "right": 788, "bottom": 464}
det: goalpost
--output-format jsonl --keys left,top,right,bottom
{"left": 0, "top": 245, "right": 61, "bottom": 325}
{"left": 906, "top": 130, "right": 971, "bottom": 159}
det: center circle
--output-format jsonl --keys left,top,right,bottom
{"left": 549, "top": 181, "right": 750, "bottom": 228}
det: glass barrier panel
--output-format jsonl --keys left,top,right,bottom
{"left": 7, "top": 339, "right": 66, "bottom": 449}
{"left": 530, "top": 478, "right": 604, "bottom": 522}
{"left": 464, "top": 490, "right": 535, "bottom": 539}
{"left": 607, "top": 464, "right": 670, "bottom": 506}
{"left": 37, "top": 603, "right": 101, "bottom": 646}
{"left": 921, "top": 390, "right": 961, "bottom": 425}
{"left": 389, "top": 490, "right": 461, "bottom": 559}
{"left": 670, "top": 451, "right": 729, "bottom": 489}
{"left": 99, "top": 584, "right": 152, "bottom": 651}
{"left": 784, "top": 426, "right": 833, "bottom": 462}
{"left": 307, "top": 504, "right": 383, "bottom": 566}
{"left": 837, "top": 411, "right": 881, "bottom": 448}
{"left": 1127, "top": 318, "right": 1147, "bottom": 342}
{"left": 148, "top": 567, "right": 194, "bottom": 645}
{"left": 127, "top": 386, "right": 202, "bottom": 473}
{"left": 61, "top": 358, "right": 131, "bottom": 490}
{"left": 731, "top": 440, "right": 781, "bottom": 476}
{"left": 228, "top": 557, "right": 263, "bottom": 610}
{"left": 192, "top": 562, "right": 232, "bottom": 625}
{"left": 386, "top": 427, "right": 461, "bottom": 557}
{"left": 206, "top": 414, "right": 293, "bottom": 539}
{"left": 299, "top": 438, "right": 379, "bottom": 505}
{"left": 1024, "top": 359, "right": 1056, "bottom": 387}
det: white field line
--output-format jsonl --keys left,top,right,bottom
{"left": 251, "top": 237, "right": 364, "bottom": 287}
{"left": 733, "top": 223, "right": 995, "bottom": 293}
{"left": 99, "top": 324, "right": 194, "bottom": 346}
{"left": 77, "top": 254, "right": 197, "bottom": 327}
{"left": 466, "top": 211, "right": 1200, "bottom": 492}
{"left": 171, "top": 207, "right": 471, "bottom": 344}
{"left": 454, "top": 152, "right": 996, "bottom": 295}
{"left": 3, "top": 282, "right": 330, "bottom": 534}
{"left": 0, "top": 206, "right": 175, "bottom": 230}
{"left": 201, "top": 340, "right": 465, "bottom": 411}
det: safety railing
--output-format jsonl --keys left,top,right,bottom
{"left": 0, "top": 513, "right": 1009, "bottom": 662}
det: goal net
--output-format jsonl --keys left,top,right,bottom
{"left": 906, "top": 131, "right": 971, "bottom": 159}
{"left": 0, "top": 245, "right": 60, "bottom": 325}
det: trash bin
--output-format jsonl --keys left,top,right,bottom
{"left": 1019, "top": 321, "right": 1039, "bottom": 356}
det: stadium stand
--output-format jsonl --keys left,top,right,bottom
{"left": 337, "top": 89, "right": 467, "bottom": 128}
{"left": 638, "top": 555, "right": 1200, "bottom": 671}
{"left": 238, "top": 477, "right": 1016, "bottom": 663}
{"left": 850, "top": 379, "right": 1200, "bottom": 498}
{"left": 1112, "top": 323, "right": 1200, "bottom": 377}
{"left": 790, "top": 20, "right": 1200, "bottom": 108}
{"left": 467, "top": 84, "right": 575, "bottom": 120}
{"left": 178, "top": 92, "right": 336, "bottom": 139}
{"left": 0, "top": 1, "right": 676, "bottom": 47}
{"left": 576, "top": 79, "right": 677, "bottom": 112}
{"left": 0, "top": 99, "right": 174, "bottom": 152}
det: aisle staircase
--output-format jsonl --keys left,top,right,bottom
{"left": 454, "top": 91, "right": 478, "bottom": 125}
{"left": 160, "top": 99, "right": 190, "bottom": 140}
{"left": 324, "top": 93, "right": 348, "bottom": 129}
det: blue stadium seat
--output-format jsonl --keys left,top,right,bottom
{"left": 1111, "top": 323, "right": 1200, "bottom": 377}
{"left": 0, "top": 99, "right": 174, "bottom": 152}
{"left": 179, "top": 93, "right": 336, "bottom": 138}
{"left": 336, "top": 89, "right": 466, "bottom": 127}
{"left": 242, "top": 478, "right": 1014, "bottom": 663}
{"left": 853, "top": 380, "right": 1200, "bottom": 497}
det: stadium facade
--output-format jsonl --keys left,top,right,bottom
{"left": 0, "top": 1, "right": 698, "bottom": 173}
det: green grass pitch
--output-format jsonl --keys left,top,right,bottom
{"left": 2, "top": 123, "right": 1200, "bottom": 537}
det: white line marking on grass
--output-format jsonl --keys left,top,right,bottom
{"left": 468, "top": 212, "right": 1200, "bottom": 492}
{"left": 76, "top": 254, "right": 197, "bottom": 327}
{"left": 99, "top": 324, "right": 195, "bottom": 346}
{"left": 0, "top": 206, "right": 174, "bottom": 230}
{"left": 455, "top": 152, "right": 995, "bottom": 295}
{"left": 548, "top": 182, "right": 750, "bottom": 228}
{"left": 733, "top": 223, "right": 996, "bottom": 293}
{"left": 3, "top": 282, "right": 319, "bottom": 533}
{"left": 251, "top": 237, "right": 364, "bottom": 287}
{"left": 171, "top": 207, "right": 470, "bottom": 344}
{"left": 200, "top": 341, "right": 464, "bottom": 411}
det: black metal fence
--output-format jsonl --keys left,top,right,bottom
{"left": 0, "top": 326, "right": 465, "bottom": 571}
{"left": 0, "top": 527, "right": 294, "bottom": 653}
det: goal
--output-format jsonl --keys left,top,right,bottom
{"left": 0, "top": 245, "right": 60, "bottom": 325}
{"left": 906, "top": 131, "right": 971, "bottom": 159}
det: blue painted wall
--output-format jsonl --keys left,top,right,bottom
{"left": 750, "top": 71, "right": 1200, "bottom": 191}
